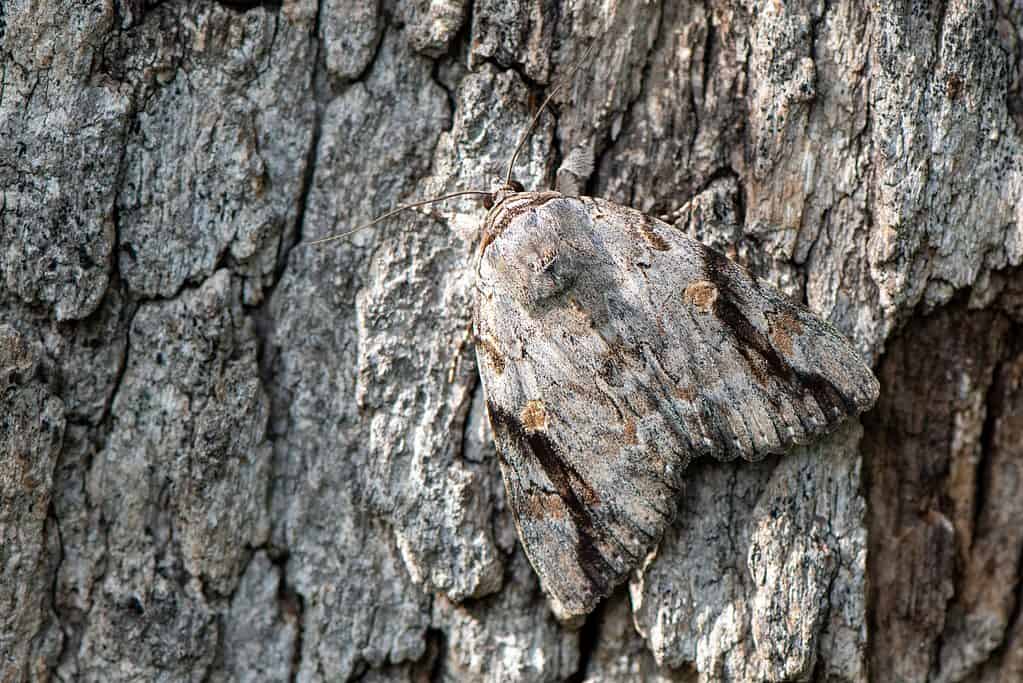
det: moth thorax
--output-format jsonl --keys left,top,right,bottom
{"left": 488, "top": 214, "right": 577, "bottom": 309}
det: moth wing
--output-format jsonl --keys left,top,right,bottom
{"left": 473, "top": 194, "right": 878, "bottom": 621}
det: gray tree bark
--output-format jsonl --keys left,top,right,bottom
{"left": 2, "top": 1, "right": 1022, "bottom": 681}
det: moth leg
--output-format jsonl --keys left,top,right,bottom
{"left": 658, "top": 201, "right": 692, "bottom": 226}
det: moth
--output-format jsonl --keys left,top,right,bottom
{"left": 315, "top": 52, "right": 880, "bottom": 625}
{"left": 472, "top": 186, "right": 878, "bottom": 622}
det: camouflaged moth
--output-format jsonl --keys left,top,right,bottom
{"left": 472, "top": 188, "right": 878, "bottom": 622}
{"left": 313, "top": 48, "right": 880, "bottom": 624}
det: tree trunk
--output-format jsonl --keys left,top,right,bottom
{"left": 2, "top": 1, "right": 1022, "bottom": 681}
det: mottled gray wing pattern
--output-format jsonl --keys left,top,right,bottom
{"left": 472, "top": 192, "right": 879, "bottom": 621}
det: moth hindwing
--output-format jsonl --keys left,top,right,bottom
{"left": 472, "top": 192, "right": 879, "bottom": 622}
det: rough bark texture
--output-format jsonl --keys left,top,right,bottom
{"left": 1, "top": 1, "right": 1021, "bottom": 682}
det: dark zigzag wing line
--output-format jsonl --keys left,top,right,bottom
{"left": 704, "top": 250, "right": 856, "bottom": 411}
{"left": 485, "top": 400, "right": 618, "bottom": 599}
{"left": 697, "top": 242, "right": 875, "bottom": 442}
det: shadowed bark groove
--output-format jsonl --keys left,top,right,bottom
{"left": 864, "top": 303, "right": 1023, "bottom": 683}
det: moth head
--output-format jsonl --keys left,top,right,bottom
{"left": 483, "top": 179, "right": 526, "bottom": 210}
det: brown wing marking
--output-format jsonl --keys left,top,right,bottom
{"left": 486, "top": 400, "right": 618, "bottom": 595}
{"left": 700, "top": 245, "right": 862, "bottom": 425}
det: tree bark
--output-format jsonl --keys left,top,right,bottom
{"left": 2, "top": 1, "right": 1022, "bottom": 681}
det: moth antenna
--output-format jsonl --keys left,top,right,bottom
{"left": 503, "top": 40, "right": 598, "bottom": 188}
{"left": 304, "top": 190, "right": 493, "bottom": 247}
